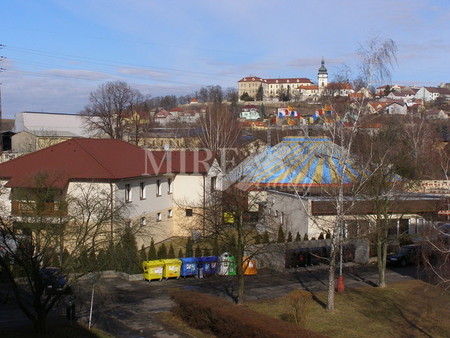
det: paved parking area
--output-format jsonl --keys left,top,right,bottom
{"left": 0, "top": 263, "right": 419, "bottom": 337}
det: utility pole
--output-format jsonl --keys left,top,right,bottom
{"left": 0, "top": 44, "right": 5, "bottom": 151}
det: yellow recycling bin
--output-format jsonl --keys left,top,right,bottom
{"left": 142, "top": 260, "right": 165, "bottom": 281}
{"left": 161, "top": 259, "right": 182, "bottom": 280}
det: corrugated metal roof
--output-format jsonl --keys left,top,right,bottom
{"left": 14, "top": 112, "right": 99, "bottom": 137}
{"left": 226, "top": 136, "right": 361, "bottom": 189}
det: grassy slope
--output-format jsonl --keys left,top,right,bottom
{"left": 247, "top": 280, "right": 450, "bottom": 338}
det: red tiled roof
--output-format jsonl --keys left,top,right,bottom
{"left": 298, "top": 85, "right": 319, "bottom": 90}
{"left": 327, "top": 82, "right": 353, "bottom": 90}
{"left": 425, "top": 87, "right": 450, "bottom": 94}
{"left": 0, "top": 139, "right": 214, "bottom": 188}
{"left": 266, "top": 78, "right": 312, "bottom": 84}
{"left": 155, "top": 110, "right": 171, "bottom": 118}
{"left": 238, "top": 77, "right": 265, "bottom": 83}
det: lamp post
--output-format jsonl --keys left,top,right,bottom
{"left": 337, "top": 221, "right": 345, "bottom": 293}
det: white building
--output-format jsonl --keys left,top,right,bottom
{"left": 415, "top": 87, "right": 450, "bottom": 102}
{"left": 0, "top": 139, "right": 222, "bottom": 247}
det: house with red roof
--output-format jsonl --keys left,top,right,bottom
{"left": 415, "top": 86, "right": 450, "bottom": 102}
{"left": 154, "top": 110, "right": 173, "bottom": 125}
{"left": 0, "top": 138, "right": 222, "bottom": 246}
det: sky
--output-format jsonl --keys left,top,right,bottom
{"left": 1, "top": 0, "right": 450, "bottom": 119}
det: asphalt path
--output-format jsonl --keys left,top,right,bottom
{"left": 0, "top": 263, "right": 421, "bottom": 337}
{"left": 77, "top": 263, "right": 420, "bottom": 337}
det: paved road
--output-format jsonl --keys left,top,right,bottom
{"left": 0, "top": 263, "right": 420, "bottom": 337}
{"left": 78, "top": 263, "right": 419, "bottom": 337}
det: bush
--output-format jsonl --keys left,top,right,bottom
{"left": 277, "top": 226, "right": 286, "bottom": 243}
{"left": 170, "top": 290, "right": 325, "bottom": 338}
{"left": 285, "top": 289, "right": 313, "bottom": 327}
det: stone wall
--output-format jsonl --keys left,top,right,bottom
{"left": 249, "top": 239, "right": 370, "bottom": 272}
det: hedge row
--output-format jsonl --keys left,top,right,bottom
{"left": 170, "top": 290, "right": 327, "bottom": 338}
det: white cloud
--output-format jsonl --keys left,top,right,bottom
{"left": 116, "top": 67, "right": 171, "bottom": 80}
{"left": 44, "top": 69, "right": 110, "bottom": 81}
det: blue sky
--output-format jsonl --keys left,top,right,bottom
{"left": 1, "top": 0, "right": 449, "bottom": 118}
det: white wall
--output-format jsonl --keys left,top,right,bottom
{"left": 0, "top": 181, "right": 11, "bottom": 216}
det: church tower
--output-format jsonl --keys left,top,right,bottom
{"left": 317, "top": 58, "right": 328, "bottom": 92}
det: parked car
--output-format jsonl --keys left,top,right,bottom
{"left": 387, "top": 244, "right": 421, "bottom": 267}
{"left": 40, "top": 267, "right": 69, "bottom": 295}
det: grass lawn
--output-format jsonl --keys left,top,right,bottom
{"left": 246, "top": 280, "right": 450, "bottom": 338}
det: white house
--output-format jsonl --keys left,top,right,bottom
{"left": 0, "top": 139, "right": 222, "bottom": 248}
{"left": 415, "top": 87, "right": 450, "bottom": 102}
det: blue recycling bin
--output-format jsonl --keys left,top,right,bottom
{"left": 199, "top": 256, "right": 218, "bottom": 276}
{"left": 180, "top": 257, "right": 198, "bottom": 278}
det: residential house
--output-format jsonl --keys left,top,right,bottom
{"left": 415, "top": 87, "right": 450, "bottom": 102}
{"left": 386, "top": 101, "right": 407, "bottom": 115}
{"left": 239, "top": 105, "right": 261, "bottom": 120}
{"left": 424, "top": 109, "right": 449, "bottom": 120}
{"left": 225, "top": 136, "right": 446, "bottom": 239}
{"left": 0, "top": 139, "right": 222, "bottom": 248}
{"left": 154, "top": 110, "right": 173, "bottom": 125}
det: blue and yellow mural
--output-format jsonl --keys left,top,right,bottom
{"left": 226, "top": 136, "right": 361, "bottom": 189}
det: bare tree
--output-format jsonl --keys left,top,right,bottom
{"left": 182, "top": 171, "right": 276, "bottom": 305}
{"left": 81, "top": 81, "right": 144, "bottom": 139}
{"left": 421, "top": 223, "right": 450, "bottom": 290}
{"left": 357, "top": 36, "right": 397, "bottom": 92}
{"left": 0, "top": 174, "right": 131, "bottom": 334}
{"left": 289, "top": 36, "right": 398, "bottom": 311}
{"left": 197, "top": 103, "right": 242, "bottom": 169}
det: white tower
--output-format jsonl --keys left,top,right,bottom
{"left": 318, "top": 58, "right": 328, "bottom": 92}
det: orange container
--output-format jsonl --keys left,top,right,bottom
{"left": 243, "top": 256, "right": 257, "bottom": 275}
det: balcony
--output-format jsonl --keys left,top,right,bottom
{"left": 11, "top": 201, "right": 68, "bottom": 217}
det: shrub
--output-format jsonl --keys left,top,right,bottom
{"left": 177, "top": 248, "right": 184, "bottom": 258}
{"left": 168, "top": 244, "right": 175, "bottom": 258}
{"left": 194, "top": 246, "right": 202, "bottom": 257}
{"left": 262, "top": 231, "right": 270, "bottom": 244}
{"left": 185, "top": 237, "right": 194, "bottom": 257}
{"left": 277, "top": 226, "right": 286, "bottom": 243}
{"left": 170, "top": 290, "right": 325, "bottom": 338}
{"left": 148, "top": 238, "right": 157, "bottom": 260}
{"left": 287, "top": 231, "right": 293, "bottom": 242}
{"left": 285, "top": 289, "right": 313, "bottom": 327}
{"left": 157, "top": 243, "right": 167, "bottom": 259}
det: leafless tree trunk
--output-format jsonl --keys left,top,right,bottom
{"left": 81, "top": 81, "right": 144, "bottom": 139}
{"left": 0, "top": 174, "right": 130, "bottom": 334}
{"left": 197, "top": 103, "right": 242, "bottom": 169}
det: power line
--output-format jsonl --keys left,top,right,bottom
{"left": 6, "top": 44, "right": 239, "bottom": 82}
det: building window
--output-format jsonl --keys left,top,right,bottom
{"left": 156, "top": 179, "right": 162, "bottom": 196}
{"left": 140, "top": 217, "right": 146, "bottom": 226}
{"left": 186, "top": 208, "right": 193, "bottom": 217}
{"left": 156, "top": 212, "right": 162, "bottom": 222}
{"left": 125, "top": 184, "right": 132, "bottom": 202}
{"left": 168, "top": 178, "right": 173, "bottom": 194}
{"left": 168, "top": 209, "right": 173, "bottom": 218}
{"left": 211, "top": 176, "right": 217, "bottom": 192}
{"left": 140, "top": 182, "right": 146, "bottom": 200}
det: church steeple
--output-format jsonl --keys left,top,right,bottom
{"left": 318, "top": 57, "right": 328, "bottom": 91}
